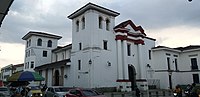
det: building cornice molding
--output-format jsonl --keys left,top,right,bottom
{"left": 68, "top": 2, "right": 120, "bottom": 19}
{"left": 22, "top": 31, "right": 62, "bottom": 40}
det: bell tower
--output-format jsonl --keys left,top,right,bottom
{"left": 68, "top": 3, "right": 120, "bottom": 88}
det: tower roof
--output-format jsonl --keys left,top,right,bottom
{"left": 22, "top": 31, "right": 62, "bottom": 40}
{"left": 68, "top": 2, "right": 120, "bottom": 19}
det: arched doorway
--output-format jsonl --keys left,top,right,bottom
{"left": 128, "top": 65, "right": 136, "bottom": 90}
{"left": 55, "top": 70, "right": 60, "bottom": 86}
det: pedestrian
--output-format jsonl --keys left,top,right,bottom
{"left": 21, "top": 87, "right": 26, "bottom": 97}
{"left": 184, "top": 84, "right": 192, "bottom": 97}
{"left": 135, "top": 86, "right": 140, "bottom": 97}
{"left": 41, "top": 84, "right": 47, "bottom": 97}
{"left": 174, "top": 85, "right": 182, "bottom": 97}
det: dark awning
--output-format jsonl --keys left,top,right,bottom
{"left": 0, "top": 0, "right": 14, "bottom": 27}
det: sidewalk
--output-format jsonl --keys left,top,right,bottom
{"left": 103, "top": 90, "right": 174, "bottom": 97}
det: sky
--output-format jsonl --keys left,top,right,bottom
{"left": 0, "top": 0, "right": 200, "bottom": 68}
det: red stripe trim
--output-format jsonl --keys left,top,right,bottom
{"left": 115, "top": 35, "right": 127, "bottom": 40}
{"left": 114, "top": 28, "right": 129, "bottom": 33}
{"left": 115, "top": 35, "right": 144, "bottom": 45}
{"left": 127, "top": 33, "right": 145, "bottom": 38}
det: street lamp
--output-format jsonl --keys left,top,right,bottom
{"left": 188, "top": 0, "right": 192, "bottom": 2}
{"left": 88, "top": 59, "right": 92, "bottom": 65}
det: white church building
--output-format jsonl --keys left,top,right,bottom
{"left": 21, "top": 3, "right": 200, "bottom": 91}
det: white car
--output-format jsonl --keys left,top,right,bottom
{"left": 45, "top": 86, "right": 72, "bottom": 97}
{"left": 0, "top": 87, "right": 12, "bottom": 97}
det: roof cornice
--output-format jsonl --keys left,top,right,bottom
{"left": 182, "top": 48, "right": 200, "bottom": 53}
{"left": 68, "top": 2, "right": 120, "bottom": 19}
{"left": 22, "top": 31, "right": 62, "bottom": 40}
{"left": 152, "top": 46, "right": 181, "bottom": 53}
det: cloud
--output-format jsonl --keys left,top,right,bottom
{"left": 112, "top": 0, "right": 200, "bottom": 30}
{"left": 0, "top": 0, "right": 200, "bottom": 67}
{"left": 0, "top": 42, "right": 25, "bottom": 66}
{"left": 2, "top": 0, "right": 200, "bottom": 44}
{"left": 148, "top": 25, "right": 200, "bottom": 47}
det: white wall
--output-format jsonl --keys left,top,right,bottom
{"left": 24, "top": 35, "right": 59, "bottom": 71}
{"left": 71, "top": 9, "right": 119, "bottom": 88}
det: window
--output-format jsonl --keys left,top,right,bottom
{"left": 31, "top": 61, "right": 34, "bottom": 68}
{"left": 193, "top": 74, "right": 199, "bottom": 83}
{"left": 175, "top": 58, "right": 178, "bottom": 71}
{"left": 103, "top": 40, "right": 108, "bottom": 50}
{"left": 43, "top": 51, "right": 47, "bottom": 57}
{"left": 106, "top": 19, "right": 110, "bottom": 31}
{"left": 82, "top": 17, "right": 85, "bottom": 29}
{"left": 99, "top": 17, "right": 103, "bottom": 29}
{"left": 25, "top": 63, "right": 27, "bottom": 69}
{"left": 29, "top": 39, "right": 31, "bottom": 46}
{"left": 26, "top": 62, "right": 29, "bottom": 69}
{"left": 26, "top": 39, "right": 31, "bottom": 47}
{"left": 69, "top": 90, "right": 81, "bottom": 96}
{"left": 167, "top": 57, "right": 171, "bottom": 70}
{"left": 127, "top": 44, "right": 131, "bottom": 56}
{"left": 47, "top": 40, "right": 52, "bottom": 47}
{"left": 26, "top": 41, "right": 28, "bottom": 47}
{"left": 191, "top": 58, "right": 198, "bottom": 70}
{"left": 149, "top": 50, "right": 151, "bottom": 60}
{"left": 78, "top": 60, "right": 81, "bottom": 70}
{"left": 76, "top": 20, "right": 79, "bottom": 32}
{"left": 62, "top": 53, "right": 65, "bottom": 60}
{"left": 26, "top": 51, "right": 28, "bottom": 57}
{"left": 37, "top": 38, "right": 42, "bottom": 46}
{"left": 28, "top": 50, "right": 30, "bottom": 57}
{"left": 79, "top": 43, "right": 82, "bottom": 50}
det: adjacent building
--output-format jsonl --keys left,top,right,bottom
{"left": 1, "top": 63, "right": 24, "bottom": 82}
{"left": 152, "top": 46, "right": 200, "bottom": 89}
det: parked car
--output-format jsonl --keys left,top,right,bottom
{"left": 0, "top": 80, "right": 4, "bottom": 87}
{"left": 45, "top": 86, "right": 72, "bottom": 97}
{"left": 65, "top": 88, "right": 106, "bottom": 97}
{"left": 0, "top": 87, "right": 12, "bottom": 97}
{"left": 27, "top": 86, "right": 43, "bottom": 97}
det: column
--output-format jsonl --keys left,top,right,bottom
{"left": 137, "top": 44, "right": 142, "bottom": 78}
{"left": 117, "top": 40, "right": 123, "bottom": 80}
{"left": 122, "top": 40, "right": 129, "bottom": 79}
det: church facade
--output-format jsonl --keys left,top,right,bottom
{"left": 22, "top": 3, "right": 200, "bottom": 91}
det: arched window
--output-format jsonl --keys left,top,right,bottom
{"left": 106, "top": 19, "right": 110, "bottom": 31}
{"left": 47, "top": 40, "right": 52, "bottom": 47}
{"left": 37, "top": 38, "right": 42, "bottom": 46}
{"left": 76, "top": 20, "right": 79, "bottom": 32}
{"left": 99, "top": 16, "right": 103, "bottom": 29}
{"left": 82, "top": 17, "right": 85, "bottom": 29}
